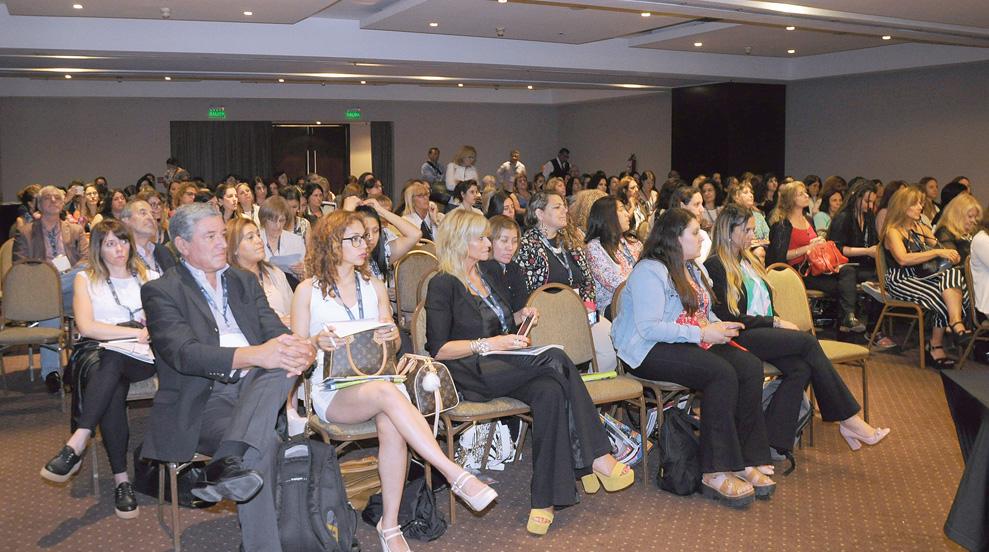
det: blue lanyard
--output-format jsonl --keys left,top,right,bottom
{"left": 329, "top": 271, "right": 365, "bottom": 321}
{"left": 197, "top": 273, "right": 230, "bottom": 325}
{"left": 468, "top": 275, "right": 509, "bottom": 334}
{"left": 617, "top": 240, "right": 635, "bottom": 265}
{"left": 46, "top": 224, "right": 60, "bottom": 253}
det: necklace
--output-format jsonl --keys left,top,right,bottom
{"left": 538, "top": 230, "right": 574, "bottom": 286}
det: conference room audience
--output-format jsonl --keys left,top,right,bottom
{"left": 880, "top": 186, "right": 968, "bottom": 369}
{"left": 40, "top": 220, "right": 158, "bottom": 519}
{"left": 258, "top": 196, "right": 306, "bottom": 282}
{"left": 426, "top": 209, "right": 632, "bottom": 536}
{"left": 611, "top": 207, "right": 772, "bottom": 508}
{"left": 705, "top": 205, "right": 890, "bottom": 465}
{"left": 292, "top": 210, "right": 496, "bottom": 552}
{"left": 584, "top": 196, "right": 642, "bottom": 318}
{"left": 669, "top": 185, "right": 712, "bottom": 262}
{"left": 445, "top": 145, "right": 479, "bottom": 192}
{"left": 767, "top": 181, "right": 866, "bottom": 333}
{"left": 934, "top": 192, "right": 982, "bottom": 262}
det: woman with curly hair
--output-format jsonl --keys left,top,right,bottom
{"left": 568, "top": 189, "right": 608, "bottom": 242}
{"left": 292, "top": 211, "right": 497, "bottom": 552}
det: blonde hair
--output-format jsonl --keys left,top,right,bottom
{"left": 768, "top": 181, "right": 807, "bottom": 226}
{"left": 436, "top": 209, "right": 489, "bottom": 287}
{"left": 710, "top": 205, "right": 769, "bottom": 316}
{"left": 934, "top": 192, "right": 981, "bottom": 240}
{"left": 452, "top": 145, "right": 477, "bottom": 166}
{"left": 880, "top": 186, "right": 926, "bottom": 242}
{"left": 402, "top": 180, "right": 429, "bottom": 216}
{"left": 569, "top": 189, "right": 608, "bottom": 234}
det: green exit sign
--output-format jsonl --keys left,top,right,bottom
{"left": 208, "top": 106, "right": 226, "bottom": 120}
{"left": 345, "top": 108, "right": 361, "bottom": 120}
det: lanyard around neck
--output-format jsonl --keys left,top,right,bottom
{"left": 106, "top": 273, "right": 142, "bottom": 322}
{"left": 196, "top": 272, "right": 230, "bottom": 325}
{"left": 467, "top": 274, "right": 509, "bottom": 334}
{"left": 330, "top": 271, "right": 365, "bottom": 321}
{"left": 538, "top": 231, "right": 574, "bottom": 287}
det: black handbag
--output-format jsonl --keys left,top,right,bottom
{"left": 131, "top": 444, "right": 213, "bottom": 509}
{"left": 906, "top": 229, "right": 953, "bottom": 278}
{"left": 361, "top": 476, "right": 447, "bottom": 542}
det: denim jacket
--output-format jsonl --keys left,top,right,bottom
{"left": 611, "top": 258, "right": 720, "bottom": 369}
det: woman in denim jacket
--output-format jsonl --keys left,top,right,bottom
{"left": 612, "top": 208, "right": 774, "bottom": 508}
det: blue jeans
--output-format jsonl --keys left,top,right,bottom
{"left": 40, "top": 267, "right": 82, "bottom": 377}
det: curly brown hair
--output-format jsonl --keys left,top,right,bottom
{"left": 305, "top": 210, "right": 372, "bottom": 299}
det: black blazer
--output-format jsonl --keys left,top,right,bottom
{"left": 479, "top": 259, "right": 527, "bottom": 313}
{"left": 766, "top": 216, "right": 815, "bottom": 267}
{"left": 151, "top": 241, "right": 179, "bottom": 274}
{"left": 140, "top": 263, "right": 288, "bottom": 462}
{"left": 425, "top": 272, "right": 517, "bottom": 358}
{"left": 704, "top": 255, "right": 776, "bottom": 330}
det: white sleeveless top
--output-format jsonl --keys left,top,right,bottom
{"left": 80, "top": 269, "right": 160, "bottom": 325}
{"left": 309, "top": 274, "right": 380, "bottom": 335}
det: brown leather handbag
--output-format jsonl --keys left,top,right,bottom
{"left": 397, "top": 354, "right": 460, "bottom": 435}
{"left": 323, "top": 329, "right": 398, "bottom": 378}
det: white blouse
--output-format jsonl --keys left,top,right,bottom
{"left": 81, "top": 269, "right": 160, "bottom": 325}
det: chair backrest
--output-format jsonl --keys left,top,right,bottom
{"left": 416, "top": 269, "right": 438, "bottom": 307}
{"left": 764, "top": 263, "right": 816, "bottom": 334}
{"left": 874, "top": 241, "right": 894, "bottom": 301}
{"left": 965, "top": 255, "right": 981, "bottom": 319}
{"left": 411, "top": 300, "right": 428, "bottom": 356}
{"left": 526, "top": 283, "right": 596, "bottom": 369}
{"left": 0, "top": 238, "right": 13, "bottom": 294}
{"left": 394, "top": 250, "right": 438, "bottom": 316}
{"left": 413, "top": 239, "right": 437, "bottom": 256}
{"left": 2, "top": 260, "right": 63, "bottom": 322}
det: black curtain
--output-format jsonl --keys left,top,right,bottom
{"left": 370, "top": 121, "right": 395, "bottom": 197}
{"left": 170, "top": 121, "right": 272, "bottom": 185}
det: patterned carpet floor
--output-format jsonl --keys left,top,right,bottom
{"left": 0, "top": 342, "right": 970, "bottom": 552}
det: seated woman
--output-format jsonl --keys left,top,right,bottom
{"left": 616, "top": 176, "right": 648, "bottom": 232}
{"left": 426, "top": 209, "right": 632, "bottom": 535}
{"left": 705, "top": 205, "right": 890, "bottom": 463}
{"left": 90, "top": 188, "right": 127, "bottom": 227}
{"left": 479, "top": 215, "right": 527, "bottom": 312}
{"left": 302, "top": 182, "right": 326, "bottom": 225}
{"left": 353, "top": 197, "right": 422, "bottom": 284}
{"left": 237, "top": 181, "right": 261, "bottom": 224}
{"left": 484, "top": 190, "right": 516, "bottom": 220}
{"left": 584, "top": 196, "right": 642, "bottom": 319}
{"left": 40, "top": 220, "right": 159, "bottom": 519}
{"left": 280, "top": 185, "right": 313, "bottom": 242}
{"left": 767, "top": 181, "right": 866, "bottom": 333}
{"left": 813, "top": 188, "right": 843, "bottom": 235}
{"left": 215, "top": 182, "right": 244, "bottom": 223}
{"left": 881, "top": 186, "right": 969, "bottom": 369}
{"left": 698, "top": 178, "right": 722, "bottom": 231}
{"left": 669, "top": 185, "right": 712, "bottom": 262}
{"left": 611, "top": 208, "right": 773, "bottom": 508}
{"left": 292, "top": 211, "right": 496, "bottom": 552}
{"left": 259, "top": 196, "right": 307, "bottom": 286}
{"left": 516, "top": 191, "right": 618, "bottom": 372}
{"left": 445, "top": 179, "right": 482, "bottom": 214}
{"left": 227, "top": 217, "right": 293, "bottom": 325}
{"left": 934, "top": 192, "right": 982, "bottom": 262}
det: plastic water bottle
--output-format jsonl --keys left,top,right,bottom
{"left": 584, "top": 300, "right": 598, "bottom": 325}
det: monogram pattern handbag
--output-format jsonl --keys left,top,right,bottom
{"left": 323, "top": 328, "right": 398, "bottom": 378}
{"left": 397, "top": 354, "right": 460, "bottom": 435}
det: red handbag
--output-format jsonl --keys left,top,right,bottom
{"left": 805, "top": 241, "right": 848, "bottom": 276}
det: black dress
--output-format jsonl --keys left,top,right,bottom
{"left": 425, "top": 272, "right": 611, "bottom": 509}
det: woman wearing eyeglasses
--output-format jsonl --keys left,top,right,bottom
{"left": 292, "top": 211, "right": 497, "bottom": 552}
{"left": 40, "top": 220, "right": 159, "bottom": 520}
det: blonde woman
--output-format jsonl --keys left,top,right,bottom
{"left": 445, "top": 145, "right": 479, "bottom": 192}
{"left": 568, "top": 188, "right": 607, "bottom": 241}
{"left": 425, "top": 209, "right": 632, "bottom": 535}
{"left": 881, "top": 186, "right": 968, "bottom": 368}
{"left": 401, "top": 180, "right": 442, "bottom": 241}
{"left": 934, "top": 192, "right": 982, "bottom": 261}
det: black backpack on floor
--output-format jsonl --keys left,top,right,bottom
{"left": 275, "top": 436, "right": 360, "bottom": 552}
{"left": 656, "top": 401, "right": 702, "bottom": 495}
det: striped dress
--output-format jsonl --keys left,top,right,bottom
{"left": 884, "top": 233, "right": 967, "bottom": 328}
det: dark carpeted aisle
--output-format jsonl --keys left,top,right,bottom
{"left": 0, "top": 347, "right": 968, "bottom": 552}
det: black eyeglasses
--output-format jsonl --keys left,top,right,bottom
{"left": 341, "top": 233, "right": 371, "bottom": 247}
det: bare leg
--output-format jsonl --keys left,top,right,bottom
{"left": 840, "top": 414, "right": 888, "bottom": 437}
{"left": 65, "top": 428, "right": 93, "bottom": 454}
{"left": 930, "top": 327, "right": 948, "bottom": 359}
{"left": 374, "top": 413, "right": 409, "bottom": 552}
{"left": 943, "top": 288, "right": 964, "bottom": 329}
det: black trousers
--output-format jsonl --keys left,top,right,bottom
{"left": 804, "top": 264, "right": 860, "bottom": 318}
{"left": 631, "top": 343, "right": 770, "bottom": 473}
{"left": 76, "top": 350, "right": 156, "bottom": 474}
{"left": 736, "top": 328, "right": 861, "bottom": 450}
{"left": 450, "top": 348, "right": 612, "bottom": 509}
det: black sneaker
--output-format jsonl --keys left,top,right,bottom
{"left": 114, "top": 482, "right": 140, "bottom": 519}
{"left": 41, "top": 445, "right": 83, "bottom": 483}
{"left": 45, "top": 372, "right": 62, "bottom": 395}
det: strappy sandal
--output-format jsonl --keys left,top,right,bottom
{"left": 376, "top": 520, "right": 411, "bottom": 552}
{"left": 949, "top": 321, "right": 973, "bottom": 337}
{"left": 735, "top": 467, "right": 777, "bottom": 499}
{"left": 527, "top": 508, "right": 554, "bottom": 535}
{"left": 700, "top": 472, "right": 755, "bottom": 508}
{"left": 450, "top": 471, "right": 498, "bottom": 512}
{"left": 926, "top": 345, "right": 956, "bottom": 370}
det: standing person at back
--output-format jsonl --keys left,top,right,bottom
{"left": 497, "top": 149, "right": 526, "bottom": 189}
{"left": 420, "top": 146, "right": 445, "bottom": 198}
{"left": 542, "top": 148, "right": 571, "bottom": 180}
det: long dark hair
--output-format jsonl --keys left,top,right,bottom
{"left": 834, "top": 179, "right": 878, "bottom": 221}
{"left": 640, "top": 207, "right": 709, "bottom": 315}
{"left": 584, "top": 196, "right": 628, "bottom": 263}
{"left": 354, "top": 205, "right": 389, "bottom": 279}
{"left": 486, "top": 191, "right": 513, "bottom": 218}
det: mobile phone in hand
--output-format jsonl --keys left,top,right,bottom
{"left": 517, "top": 315, "right": 534, "bottom": 337}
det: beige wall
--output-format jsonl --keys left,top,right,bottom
{"left": 786, "top": 62, "right": 989, "bottom": 202}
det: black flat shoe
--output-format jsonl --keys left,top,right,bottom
{"left": 41, "top": 445, "right": 83, "bottom": 483}
{"left": 191, "top": 456, "right": 263, "bottom": 503}
{"left": 45, "top": 372, "right": 62, "bottom": 395}
{"left": 114, "top": 482, "right": 139, "bottom": 519}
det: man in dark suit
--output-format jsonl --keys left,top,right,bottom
{"left": 141, "top": 203, "right": 315, "bottom": 551}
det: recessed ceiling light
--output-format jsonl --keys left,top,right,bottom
{"left": 164, "top": 76, "right": 171, "bottom": 81}
{"left": 72, "top": 4, "right": 83, "bottom": 9}
{"left": 243, "top": 11, "right": 253, "bottom": 16}
{"left": 527, "top": 85, "right": 533, "bottom": 90}
{"left": 277, "top": 78, "right": 285, "bottom": 82}
{"left": 428, "top": 22, "right": 438, "bottom": 27}
{"left": 64, "top": 74, "right": 72, "bottom": 79}
{"left": 641, "top": 12, "right": 651, "bottom": 17}
{"left": 316, "top": 121, "right": 321, "bottom": 125}
{"left": 787, "top": 49, "right": 796, "bottom": 54}
{"left": 457, "top": 83, "right": 464, "bottom": 87}
{"left": 360, "top": 80, "right": 367, "bottom": 84}
{"left": 882, "top": 35, "right": 892, "bottom": 40}
{"left": 498, "top": 0, "right": 508, "bottom": 3}
{"left": 785, "top": 25, "right": 796, "bottom": 31}
{"left": 693, "top": 42, "right": 703, "bottom": 47}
